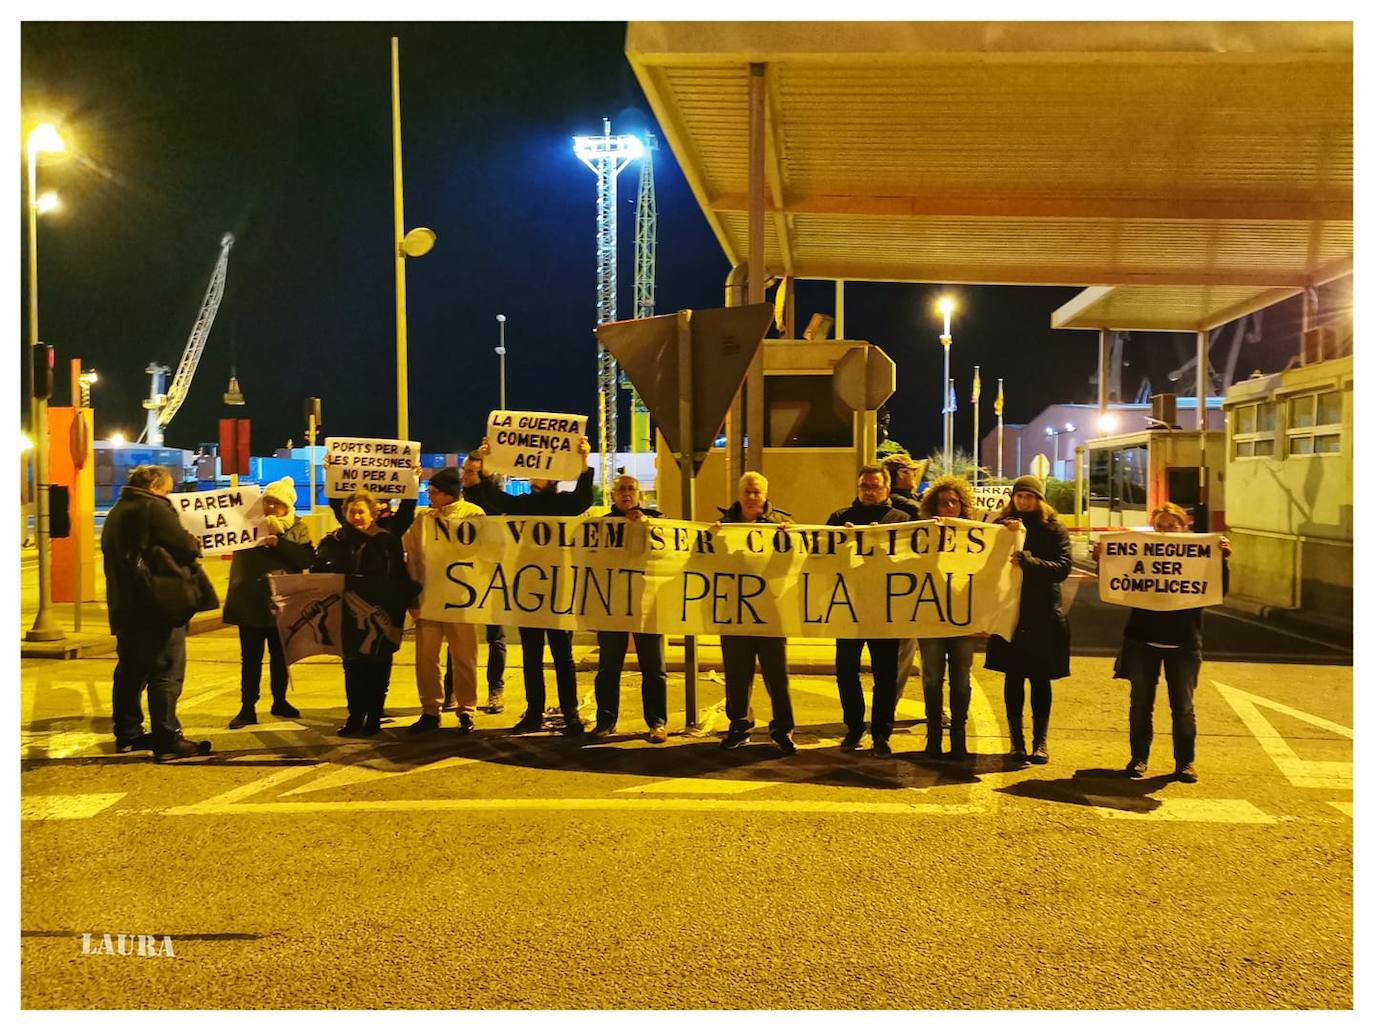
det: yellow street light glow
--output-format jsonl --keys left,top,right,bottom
{"left": 109, "top": 432, "right": 127, "bottom": 446}
{"left": 21, "top": 433, "right": 34, "bottom": 453}
{"left": 937, "top": 297, "right": 955, "bottom": 317}
{"left": 27, "top": 123, "right": 65, "bottom": 157}
{"left": 35, "top": 191, "right": 60, "bottom": 214}
{"left": 1099, "top": 413, "right": 1118, "bottom": 433}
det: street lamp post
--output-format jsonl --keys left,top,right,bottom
{"left": 495, "top": 314, "right": 507, "bottom": 411}
{"left": 25, "top": 122, "right": 66, "bottom": 644}
{"left": 1045, "top": 423, "right": 1076, "bottom": 479}
{"left": 937, "top": 296, "right": 954, "bottom": 473}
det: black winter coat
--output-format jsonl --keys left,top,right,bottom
{"left": 330, "top": 496, "right": 416, "bottom": 537}
{"left": 984, "top": 511, "right": 1072, "bottom": 680}
{"left": 466, "top": 468, "right": 594, "bottom": 517}
{"left": 100, "top": 486, "right": 203, "bottom": 634}
{"left": 825, "top": 498, "right": 913, "bottom": 527}
{"left": 223, "top": 519, "right": 316, "bottom": 628}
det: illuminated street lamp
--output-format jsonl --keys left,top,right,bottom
{"left": 78, "top": 368, "right": 98, "bottom": 408}
{"left": 1045, "top": 422, "right": 1076, "bottom": 477}
{"left": 937, "top": 296, "right": 955, "bottom": 471}
{"left": 25, "top": 121, "right": 66, "bottom": 644}
{"left": 495, "top": 314, "right": 507, "bottom": 411}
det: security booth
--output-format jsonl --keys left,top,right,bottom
{"left": 1079, "top": 426, "right": 1226, "bottom": 535}
{"left": 655, "top": 339, "right": 891, "bottom": 526}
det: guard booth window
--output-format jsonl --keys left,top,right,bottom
{"left": 763, "top": 375, "right": 852, "bottom": 447}
{"left": 1089, "top": 444, "right": 1148, "bottom": 512}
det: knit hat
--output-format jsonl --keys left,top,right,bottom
{"left": 1011, "top": 474, "right": 1045, "bottom": 499}
{"left": 428, "top": 467, "right": 463, "bottom": 498}
{"left": 262, "top": 476, "right": 297, "bottom": 507}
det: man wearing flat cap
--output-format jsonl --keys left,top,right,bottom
{"left": 402, "top": 467, "right": 486, "bottom": 734}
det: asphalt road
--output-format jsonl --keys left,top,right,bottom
{"left": 21, "top": 630, "right": 1353, "bottom": 1010}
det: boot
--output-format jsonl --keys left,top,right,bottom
{"left": 1007, "top": 719, "right": 1028, "bottom": 764}
{"left": 948, "top": 722, "right": 970, "bottom": 761}
{"left": 923, "top": 719, "right": 943, "bottom": 758}
{"left": 1030, "top": 716, "right": 1050, "bottom": 765}
{"left": 228, "top": 706, "right": 257, "bottom": 730}
{"left": 269, "top": 694, "right": 300, "bottom": 719}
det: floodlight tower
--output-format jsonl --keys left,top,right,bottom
{"left": 573, "top": 118, "right": 642, "bottom": 491}
{"left": 627, "top": 131, "right": 658, "bottom": 453}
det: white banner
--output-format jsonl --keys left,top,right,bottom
{"left": 484, "top": 410, "right": 588, "bottom": 481}
{"left": 973, "top": 485, "right": 1012, "bottom": 512}
{"left": 1097, "top": 531, "right": 1224, "bottom": 611}
{"left": 413, "top": 515, "right": 1024, "bottom": 640}
{"left": 172, "top": 485, "right": 265, "bottom": 555}
{"left": 324, "top": 437, "right": 420, "bottom": 499}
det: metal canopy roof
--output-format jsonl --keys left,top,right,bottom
{"left": 625, "top": 21, "right": 1352, "bottom": 321}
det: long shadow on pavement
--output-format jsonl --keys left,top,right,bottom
{"left": 996, "top": 766, "right": 1177, "bottom": 813}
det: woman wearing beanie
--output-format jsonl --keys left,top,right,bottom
{"left": 916, "top": 474, "right": 979, "bottom": 760}
{"left": 984, "top": 475, "right": 1072, "bottom": 765}
{"left": 223, "top": 477, "right": 315, "bottom": 728}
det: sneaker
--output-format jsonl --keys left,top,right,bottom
{"left": 408, "top": 714, "right": 441, "bottom": 734}
{"left": 1125, "top": 759, "right": 1148, "bottom": 779}
{"left": 1009, "top": 746, "right": 1029, "bottom": 764}
{"left": 440, "top": 700, "right": 457, "bottom": 712}
{"left": 721, "top": 728, "right": 750, "bottom": 750}
{"left": 154, "top": 738, "right": 212, "bottom": 762}
{"left": 561, "top": 719, "right": 585, "bottom": 737}
{"left": 770, "top": 730, "right": 797, "bottom": 756}
{"left": 648, "top": 724, "right": 669, "bottom": 744}
{"left": 872, "top": 738, "right": 893, "bottom": 758}
{"left": 510, "top": 715, "right": 544, "bottom": 735}
{"left": 456, "top": 713, "right": 475, "bottom": 735}
{"left": 338, "top": 717, "right": 367, "bottom": 738}
{"left": 115, "top": 733, "right": 154, "bottom": 754}
{"left": 228, "top": 708, "right": 257, "bottom": 730}
{"left": 1030, "top": 741, "right": 1049, "bottom": 765}
{"left": 1175, "top": 762, "right": 1198, "bottom": 783}
{"left": 840, "top": 727, "right": 865, "bottom": 752}
{"left": 588, "top": 721, "right": 618, "bottom": 738}
{"left": 483, "top": 693, "right": 506, "bottom": 715}
{"left": 269, "top": 700, "right": 300, "bottom": 719}
{"left": 941, "top": 711, "right": 951, "bottom": 729}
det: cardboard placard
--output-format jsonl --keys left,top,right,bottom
{"left": 484, "top": 410, "right": 587, "bottom": 481}
{"left": 172, "top": 485, "right": 265, "bottom": 555}
{"left": 324, "top": 437, "right": 420, "bottom": 499}
{"left": 1097, "top": 531, "right": 1225, "bottom": 611}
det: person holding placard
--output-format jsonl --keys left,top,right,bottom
{"left": 1092, "top": 503, "right": 1231, "bottom": 783}
{"left": 223, "top": 477, "right": 315, "bottom": 730}
{"left": 402, "top": 467, "right": 485, "bottom": 735}
{"left": 826, "top": 464, "right": 914, "bottom": 758}
{"left": 714, "top": 472, "right": 797, "bottom": 755}
{"left": 590, "top": 475, "right": 669, "bottom": 743}
{"left": 312, "top": 489, "right": 417, "bottom": 737}
{"left": 984, "top": 476, "right": 1071, "bottom": 766}
{"left": 468, "top": 436, "right": 594, "bottom": 736}
{"left": 915, "top": 475, "right": 979, "bottom": 760}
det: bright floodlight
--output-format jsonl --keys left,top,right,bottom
{"left": 1045, "top": 426, "right": 1055, "bottom": 436}
{"left": 573, "top": 131, "right": 643, "bottom": 168}
{"left": 35, "top": 191, "right": 60, "bottom": 214}
{"left": 1099, "top": 413, "right": 1118, "bottom": 433}
{"left": 21, "top": 433, "right": 33, "bottom": 453}
{"left": 109, "top": 432, "right": 127, "bottom": 446}
{"left": 27, "top": 123, "right": 65, "bottom": 156}
{"left": 937, "top": 297, "right": 955, "bottom": 317}
{"left": 1065, "top": 423, "right": 1076, "bottom": 433}
{"left": 497, "top": 314, "right": 506, "bottom": 323}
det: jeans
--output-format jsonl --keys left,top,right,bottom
{"left": 1120, "top": 640, "right": 1200, "bottom": 766}
{"left": 238, "top": 625, "right": 289, "bottom": 706}
{"left": 343, "top": 654, "right": 393, "bottom": 721}
{"left": 721, "top": 635, "right": 793, "bottom": 734}
{"left": 918, "top": 636, "right": 975, "bottom": 726}
{"left": 112, "top": 625, "right": 187, "bottom": 750}
{"left": 519, "top": 626, "right": 579, "bottom": 718}
{"left": 835, "top": 638, "right": 900, "bottom": 741}
{"left": 594, "top": 631, "right": 668, "bottom": 728}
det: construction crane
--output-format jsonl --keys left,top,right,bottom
{"left": 625, "top": 131, "right": 657, "bottom": 453}
{"left": 573, "top": 119, "right": 642, "bottom": 492}
{"left": 141, "top": 232, "right": 234, "bottom": 446}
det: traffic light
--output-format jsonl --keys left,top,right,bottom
{"left": 48, "top": 484, "right": 70, "bottom": 538}
{"left": 32, "top": 343, "right": 53, "bottom": 399}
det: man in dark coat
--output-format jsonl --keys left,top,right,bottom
{"left": 468, "top": 436, "right": 594, "bottom": 735}
{"left": 983, "top": 475, "right": 1073, "bottom": 765}
{"left": 826, "top": 464, "right": 913, "bottom": 758}
{"left": 100, "top": 465, "right": 213, "bottom": 761}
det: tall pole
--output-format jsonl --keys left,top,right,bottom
{"left": 939, "top": 299, "right": 953, "bottom": 474}
{"left": 971, "top": 365, "right": 980, "bottom": 488}
{"left": 390, "top": 36, "right": 409, "bottom": 440}
{"left": 496, "top": 314, "right": 507, "bottom": 410}
{"left": 676, "top": 311, "right": 698, "bottom": 728}
{"left": 307, "top": 412, "right": 317, "bottom": 516}
{"left": 997, "top": 378, "right": 1005, "bottom": 480}
{"left": 1197, "top": 329, "right": 1210, "bottom": 529}
{"left": 745, "top": 62, "right": 766, "bottom": 475}
{"left": 26, "top": 133, "right": 62, "bottom": 643}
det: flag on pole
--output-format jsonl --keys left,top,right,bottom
{"left": 944, "top": 379, "right": 957, "bottom": 414}
{"left": 972, "top": 366, "right": 981, "bottom": 404}
{"left": 994, "top": 379, "right": 1004, "bottom": 417}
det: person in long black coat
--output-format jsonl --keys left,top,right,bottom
{"left": 984, "top": 475, "right": 1072, "bottom": 765}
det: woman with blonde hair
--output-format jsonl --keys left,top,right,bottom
{"left": 916, "top": 474, "right": 979, "bottom": 759}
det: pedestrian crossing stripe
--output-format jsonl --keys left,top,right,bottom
{"left": 1092, "top": 798, "right": 1276, "bottom": 824}
{"left": 21, "top": 793, "right": 125, "bottom": 821}
{"left": 1212, "top": 681, "right": 1353, "bottom": 790}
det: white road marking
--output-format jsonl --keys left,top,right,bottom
{"left": 965, "top": 670, "right": 1012, "bottom": 813}
{"left": 279, "top": 754, "right": 481, "bottom": 796}
{"left": 21, "top": 731, "right": 105, "bottom": 760}
{"left": 21, "top": 793, "right": 126, "bottom": 820}
{"left": 1326, "top": 801, "right": 1354, "bottom": 818}
{"left": 1213, "top": 681, "right": 1353, "bottom": 790}
{"left": 1092, "top": 798, "right": 1276, "bottom": 824}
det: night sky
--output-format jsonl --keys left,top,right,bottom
{"left": 20, "top": 21, "right": 1310, "bottom": 464}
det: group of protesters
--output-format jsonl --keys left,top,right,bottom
{"left": 101, "top": 442, "right": 1228, "bottom": 782}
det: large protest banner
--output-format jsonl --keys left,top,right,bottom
{"left": 1097, "top": 531, "right": 1224, "bottom": 610}
{"left": 484, "top": 410, "right": 588, "bottom": 481}
{"left": 324, "top": 437, "right": 420, "bottom": 499}
{"left": 171, "top": 485, "right": 265, "bottom": 555}
{"left": 269, "top": 572, "right": 413, "bottom": 665}
{"left": 407, "top": 515, "right": 1024, "bottom": 640}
